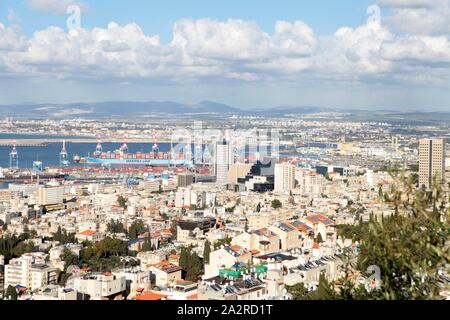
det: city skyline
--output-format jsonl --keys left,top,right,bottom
{"left": 0, "top": 0, "right": 450, "bottom": 110}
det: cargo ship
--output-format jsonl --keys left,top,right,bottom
{"left": 84, "top": 136, "right": 191, "bottom": 167}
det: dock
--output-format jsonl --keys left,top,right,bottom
{"left": 0, "top": 138, "right": 173, "bottom": 147}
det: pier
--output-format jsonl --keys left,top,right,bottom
{"left": 0, "top": 138, "right": 173, "bottom": 147}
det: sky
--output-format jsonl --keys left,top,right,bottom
{"left": 0, "top": 0, "right": 450, "bottom": 111}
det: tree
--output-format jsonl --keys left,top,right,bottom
{"left": 79, "top": 237, "right": 129, "bottom": 272}
{"left": 5, "top": 285, "right": 18, "bottom": 300}
{"left": 53, "top": 227, "right": 76, "bottom": 245}
{"left": 214, "top": 237, "right": 232, "bottom": 250}
{"left": 141, "top": 237, "right": 153, "bottom": 252}
{"left": 186, "top": 252, "right": 203, "bottom": 281}
{"left": 117, "top": 195, "right": 128, "bottom": 209}
{"left": 316, "top": 233, "right": 324, "bottom": 244}
{"left": 179, "top": 247, "right": 190, "bottom": 271}
{"left": 289, "top": 273, "right": 338, "bottom": 300}
{"left": 0, "top": 233, "right": 32, "bottom": 263}
{"left": 107, "top": 220, "right": 126, "bottom": 234}
{"left": 271, "top": 199, "right": 282, "bottom": 209}
{"left": 29, "top": 229, "right": 38, "bottom": 238}
{"left": 256, "top": 203, "right": 261, "bottom": 213}
{"left": 286, "top": 282, "right": 310, "bottom": 300}
{"left": 337, "top": 175, "right": 450, "bottom": 300}
{"left": 61, "top": 248, "right": 79, "bottom": 270}
{"left": 169, "top": 220, "right": 178, "bottom": 241}
{"left": 128, "top": 220, "right": 146, "bottom": 240}
{"left": 203, "top": 240, "right": 211, "bottom": 265}
{"left": 312, "top": 273, "right": 337, "bottom": 300}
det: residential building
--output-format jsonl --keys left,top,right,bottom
{"left": 204, "top": 246, "right": 252, "bottom": 279}
{"left": 419, "top": 138, "right": 446, "bottom": 189}
{"left": 4, "top": 255, "right": 58, "bottom": 291}
{"left": 274, "top": 163, "right": 295, "bottom": 193}
{"left": 232, "top": 229, "right": 280, "bottom": 255}
{"left": 269, "top": 223, "right": 301, "bottom": 251}
{"left": 71, "top": 273, "right": 126, "bottom": 300}
{"left": 178, "top": 173, "right": 195, "bottom": 188}
{"left": 37, "top": 185, "right": 64, "bottom": 206}
{"left": 147, "top": 261, "right": 182, "bottom": 288}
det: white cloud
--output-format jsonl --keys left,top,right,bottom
{"left": 26, "top": 0, "right": 87, "bottom": 15}
{"left": 0, "top": 16, "right": 449, "bottom": 88}
{"left": 378, "top": 0, "right": 450, "bottom": 35}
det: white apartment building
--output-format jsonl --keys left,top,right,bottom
{"left": 274, "top": 163, "right": 295, "bottom": 193}
{"left": 113, "top": 268, "right": 151, "bottom": 294}
{"left": 71, "top": 273, "right": 126, "bottom": 300}
{"left": 37, "top": 185, "right": 64, "bottom": 205}
{"left": 4, "top": 255, "right": 58, "bottom": 291}
{"left": 295, "top": 169, "right": 325, "bottom": 195}
{"left": 175, "top": 187, "right": 209, "bottom": 209}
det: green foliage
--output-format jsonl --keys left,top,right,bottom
{"left": 345, "top": 176, "right": 448, "bottom": 300}
{"left": 79, "top": 237, "right": 129, "bottom": 272}
{"left": 117, "top": 195, "right": 128, "bottom": 209}
{"left": 107, "top": 220, "right": 127, "bottom": 234}
{"left": 213, "top": 237, "right": 232, "bottom": 250}
{"left": 203, "top": 240, "right": 211, "bottom": 265}
{"left": 52, "top": 227, "right": 76, "bottom": 245}
{"left": 61, "top": 247, "right": 79, "bottom": 270}
{"left": 128, "top": 220, "right": 146, "bottom": 240}
{"left": 5, "top": 285, "right": 18, "bottom": 300}
{"left": 286, "top": 282, "right": 310, "bottom": 300}
{"left": 169, "top": 220, "right": 178, "bottom": 241}
{"left": 287, "top": 273, "right": 338, "bottom": 300}
{"left": 179, "top": 246, "right": 204, "bottom": 281}
{"left": 141, "top": 237, "right": 153, "bottom": 252}
{"left": 293, "top": 176, "right": 450, "bottom": 300}
{"left": 271, "top": 199, "right": 282, "bottom": 209}
{"left": 316, "top": 233, "right": 324, "bottom": 244}
{"left": 0, "top": 233, "right": 33, "bottom": 263}
{"left": 179, "top": 247, "right": 190, "bottom": 271}
{"left": 186, "top": 252, "right": 203, "bottom": 281}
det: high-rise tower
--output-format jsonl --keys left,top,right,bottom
{"left": 419, "top": 138, "right": 446, "bottom": 189}
{"left": 214, "top": 139, "right": 232, "bottom": 185}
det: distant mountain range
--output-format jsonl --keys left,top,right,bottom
{"left": 1, "top": 101, "right": 449, "bottom": 123}
{"left": 0, "top": 101, "right": 332, "bottom": 118}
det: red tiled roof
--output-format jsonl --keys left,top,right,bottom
{"left": 135, "top": 292, "right": 168, "bottom": 301}
{"left": 78, "top": 230, "right": 96, "bottom": 236}
{"left": 230, "top": 245, "right": 241, "bottom": 252}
